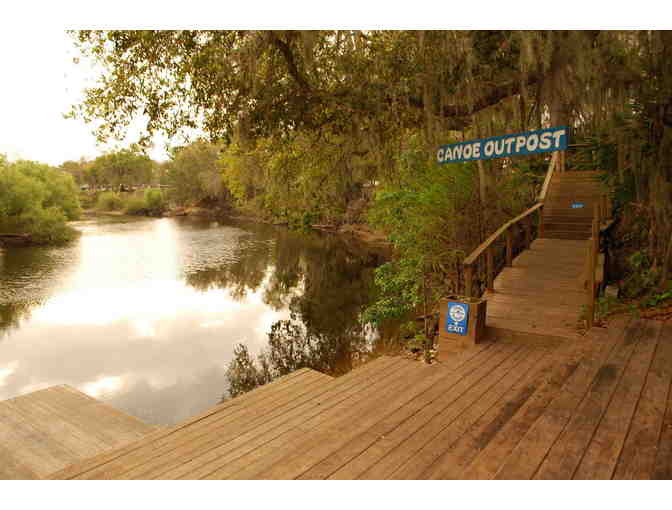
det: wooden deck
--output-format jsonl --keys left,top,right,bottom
{"left": 0, "top": 385, "right": 158, "bottom": 479}
{"left": 483, "top": 237, "right": 587, "bottom": 341}
{"left": 46, "top": 318, "right": 672, "bottom": 479}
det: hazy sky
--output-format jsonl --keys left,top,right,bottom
{"left": 0, "top": 29, "right": 170, "bottom": 166}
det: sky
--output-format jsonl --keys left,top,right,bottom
{"left": 0, "top": 29, "right": 170, "bottom": 166}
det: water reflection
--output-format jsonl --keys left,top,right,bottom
{"left": 0, "top": 216, "right": 385, "bottom": 425}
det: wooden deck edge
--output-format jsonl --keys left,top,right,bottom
{"left": 47, "top": 367, "right": 339, "bottom": 480}
{"left": 1, "top": 384, "right": 157, "bottom": 433}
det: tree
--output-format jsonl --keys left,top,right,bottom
{"left": 89, "top": 147, "right": 154, "bottom": 189}
{"left": 165, "top": 140, "right": 227, "bottom": 205}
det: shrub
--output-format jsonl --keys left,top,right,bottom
{"left": 144, "top": 188, "right": 166, "bottom": 216}
{"left": 0, "top": 157, "right": 81, "bottom": 245}
{"left": 124, "top": 196, "right": 148, "bottom": 215}
{"left": 96, "top": 191, "right": 124, "bottom": 211}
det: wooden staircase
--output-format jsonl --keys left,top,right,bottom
{"left": 541, "top": 171, "right": 604, "bottom": 240}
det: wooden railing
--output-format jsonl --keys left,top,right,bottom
{"left": 585, "top": 193, "right": 613, "bottom": 329}
{"left": 463, "top": 152, "right": 558, "bottom": 298}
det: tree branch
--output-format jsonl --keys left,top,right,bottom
{"left": 269, "top": 31, "right": 311, "bottom": 92}
{"left": 408, "top": 71, "right": 543, "bottom": 123}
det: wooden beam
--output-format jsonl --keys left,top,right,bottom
{"left": 486, "top": 247, "right": 494, "bottom": 292}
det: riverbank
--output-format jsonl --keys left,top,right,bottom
{"left": 82, "top": 202, "right": 391, "bottom": 249}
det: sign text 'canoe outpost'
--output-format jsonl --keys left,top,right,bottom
{"left": 437, "top": 126, "right": 569, "bottom": 164}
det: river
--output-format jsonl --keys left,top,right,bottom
{"left": 0, "top": 215, "right": 387, "bottom": 426}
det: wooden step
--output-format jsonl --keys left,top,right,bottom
{"left": 540, "top": 231, "right": 591, "bottom": 240}
{"left": 543, "top": 223, "right": 592, "bottom": 232}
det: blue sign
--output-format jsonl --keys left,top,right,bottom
{"left": 445, "top": 302, "right": 469, "bottom": 336}
{"left": 437, "top": 126, "right": 569, "bottom": 164}
{"left": 571, "top": 202, "right": 585, "bottom": 209}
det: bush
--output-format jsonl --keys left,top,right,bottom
{"left": 124, "top": 196, "right": 148, "bottom": 215}
{"left": 144, "top": 188, "right": 166, "bottom": 216}
{"left": 96, "top": 191, "right": 124, "bottom": 211}
{"left": 21, "top": 206, "right": 79, "bottom": 244}
{"left": 0, "top": 157, "right": 81, "bottom": 245}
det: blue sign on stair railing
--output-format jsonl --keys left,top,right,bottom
{"left": 571, "top": 202, "right": 585, "bottom": 209}
{"left": 445, "top": 302, "right": 469, "bottom": 336}
{"left": 437, "top": 126, "right": 569, "bottom": 164}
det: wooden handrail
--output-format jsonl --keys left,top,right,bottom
{"left": 463, "top": 202, "right": 544, "bottom": 266}
{"left": 538, "top": 151, "right": 558, "bottom": 202}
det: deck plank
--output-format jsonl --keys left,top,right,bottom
{"left": 437, "top": 355, "right": 579, "bottom": 479}
{"left": 0, "top": 385, "right": 155, "bottom": 479}
{"left": 354, "top": 344, "right": 531, "bottom": 480}
{"left": 50, "top": 367, "right": 336, "bottom": 479}
{"left": 325, "top": 344, "right": 517, "bottom": 479}
{"left": 130, "top": 358, "right": 408, "bottom": 479}
{"left": 610, "top": 321, "right": 672, "bottom": 479}
{"left": 249, "top": 363, "right": 457, "bottom": 480}
{"left": 487, "top": 319, "right": 632, "bottom": 479}
{"left": 75, "top": 370, "right": 337, "bottom": 479}
{"left": 574, "top": 320, "right": 662, "bottom": 479}
{"left": 527, "top": 319, "right": 647, "bottom": 479}
{"left": 302, "top": 344, "right": 536, "bottom": 480}
{"left": 389, "top": 345, "right": 553, "bottom": 479}
{"left": 651, "top": 322, "right": 672, "bottom": 480}
{"left": 191, "top": 360, "right": 424, "bottom": 480}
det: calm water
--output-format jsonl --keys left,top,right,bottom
{"left": 0, "top": 216, "right": 385, "bottom": 425}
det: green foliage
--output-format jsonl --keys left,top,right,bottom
{"left": 96, "top": 191, "right": 124, "bottom": 211}
{"left": 642, "top": 290, "right": 672, "bottom": 308}
{"left": 225, "top": 344, "right": 273, "bottom": 399}
{"left": 0, "top": 158, "right": 81, "bottom": 244}
{"left": 362, "top": 258, "right": 422, "bottom": 325}
{"left": 620, "top": 250, "right": 660, "bottom": 299}
{"left": 89, "top": 147, "right": 155, "bottom": 190}
{"left": 219, "top": 132, "right": 370, "bottom": 226}
{"left": 165, "top": 140, "right": 227, "bottom": 206}
{"left": 143, "top": 188, "right": 166, "bottom": 216}
{"left": 124, "top": 196, "right": 148, "bottom": 215}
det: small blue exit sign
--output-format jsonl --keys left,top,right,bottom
{"left": 445, "top": 302, "right": 469, "bottom": 336}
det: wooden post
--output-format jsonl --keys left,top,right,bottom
{"left": 593, "top": 204, "right": 600, "bottom": 260}
{"left": 464, "top": 264, "right": 474, "bottom": 298}
{"left": 506, "top": 227, "right": 513, "bottom": 267}
{"left": 486, "top": 246, "right": 494, "bottom": 292}
{"left": 587, "top": 240, "right": 595, "bottom": 329}
{"left": 587, "top": 206, "right": 599, "bottom": 329}
{"left": 524, "top": 216, "right": 532, "bottom": 249}
{"left": 538, "top": 205, "right": 545, "bottom": 238}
